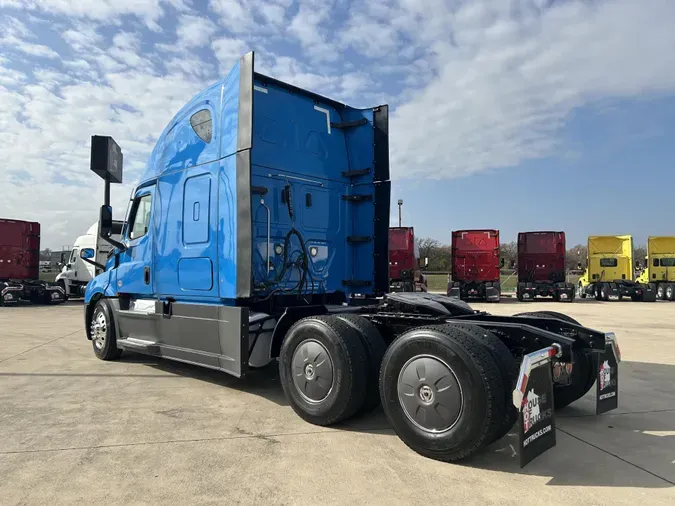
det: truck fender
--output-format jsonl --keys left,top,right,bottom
{"left": 270, "top": 305, "right": 328, "bottom": 358}
{"left": 84, "top": 296, "right": 122, "bottom": 342}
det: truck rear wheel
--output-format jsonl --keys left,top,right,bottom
{"left": 656, "top": 284, "right": 665, "bottom": 300}
{"left": 90, "top": 299, "right": 122, "bottom": 361}
{"left": 334, "top": 314, "right": 387, "bottom": 414}
{"left": 279, "top": 315, "right": 368, "bottom": 426}
{"left": 446, "top": 323, "right": 519, "bottom": 443}
{"left": 379, "top": 324, "right": 505, "bottom": 462}
{"left": 513, "top": 311, "right": 597, "bottom": 409}
{"left": 666, "top": 284, "right": 674, "bottom": 301}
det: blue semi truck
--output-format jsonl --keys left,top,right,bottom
{"left": 83, "top": 51, "right": 620, "bottom": 466}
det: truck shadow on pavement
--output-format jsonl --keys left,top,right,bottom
{"left": 124, "top": 353, "right": 675, "bottom": 489}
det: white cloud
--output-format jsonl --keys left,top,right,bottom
{"left": 176, "top": 13, "right": 217, "bottom": 48}
{"left": 211, "top": 37, "right": 249, "bottom": 73}
{"left": 387, "top": 0, "right": 675, "bottom": 180}
{"left": 1, "top": 0, "right": 675, "bottom": 249}
{"left": 15, "top": 0, "right": 167, "bottom": 30}
{"left": 0, "top": 16, "right": 60, "bottom": 59}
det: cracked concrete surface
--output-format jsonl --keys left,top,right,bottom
{"left": 1, "top": 300, "right": 674, "bottom": 505}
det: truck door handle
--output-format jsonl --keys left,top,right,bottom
{"left": 144, "top": 267, "right": 150, "bottom": 285}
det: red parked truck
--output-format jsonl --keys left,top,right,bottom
{"left": 388, "top": 227, "right": 428, "bottom": 292}
{"left": 516, "top": 231, "right": 575, "bottom": 302}
{"left": 0, "top": 219, "right": 66, "bottom": 305}
{"left": 447, "top": 229, "right": 502, "bottom": 302}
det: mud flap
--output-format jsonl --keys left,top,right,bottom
{"left": 485, "top": 283, "right": 500, "bottom": 302}
{"left": 448, "top": 284, "right": 461, "bottom": 299}
{"left": 556, "top": 283, "right": 575, "bottom": 302}
{"left": 641, "top": 284, "right": 657, "bottom": 302}
{"left": 607, "top": 283, "right": 621, "bottom": 301}
{"left": 596, "top": 332, "right": 621, "bottom": 414}
{"left": 513, "top": 346, "right": 558, "bottom": 468}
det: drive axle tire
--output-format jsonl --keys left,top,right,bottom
{"left": 513, "top": 311, "right": 597, "bottom": 409}
{"left": 657, "top": 284, "right": 665, "bottom": 300}
{"left": 447, "top": 323, "right": 519, "bottom": 443}
{"left": 666, "top": 284, "right": 674, "bottom": 301}
{"left": 279, "top": 315, "right": 368, "bottom": 426}
{"left": 379, "top": 324, "right": 505, "bottom": 462}
{"left": 335, "top": 314, "right": 387, "bottom": 414}
{"left": 90, "top": 299, "right": 122, "bottom": 361}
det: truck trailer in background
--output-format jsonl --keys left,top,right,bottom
{"left": 516, "top": 231, "right": 575, "bottom": 302}
{"left": 636, "top": 236, "right": 675, "bottom": 300}
{"left": 447, "top": 229, "right": 501, "bottom": 302}
{"left": 577, "top": 235, "right": 655, "bottom": 302}
{"left": 388, "top": 227, "right": 428, "bottom": 292}
{"left": 0, "top": 219, "right": 66, "bottom": 305}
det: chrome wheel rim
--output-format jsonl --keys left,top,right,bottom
{"left": 91, "top": 309, "right": 107, "bottom": 351}
{"left": 397, "top": 354, "right": 463, "bottom": 433}
{"left": 291, "top": 339, "right": 334, "bottom": 403}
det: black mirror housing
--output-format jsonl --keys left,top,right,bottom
{"left": 99, "top": 205, "right": 113, "bottom": 238}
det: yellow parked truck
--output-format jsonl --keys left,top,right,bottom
{"left": 636, "top": 236, "right": 675, "bottom": 300}
{"left": 577, "top": 235, "right": 656, "bottom": 302}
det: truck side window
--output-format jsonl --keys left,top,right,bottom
{"left": 190, "top": 109, "right": 212, "bottom": 143}
{"left": 653, "top": 258, "right": 659, "bottom": 267}
{"left": 69, "top": 248, "right": 78, "bottom": 264}
{"left": 661, "top": 258, "right": 675, "bottom": 267}
{"left": 599, "top": 258, "right": 618, "bottom": 267}
{"left": 128, "top": 194, "right": 153, "bottom": 240}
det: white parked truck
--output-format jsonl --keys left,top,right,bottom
{"left": 55, "top": 221, "right": 123, "bottom": 298}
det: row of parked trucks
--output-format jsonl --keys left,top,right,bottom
{"left": 0, "top": 51, "right": 661, "bottom": 468}
{"left": 406, "top": 228, "right": 667, "bottom": 303}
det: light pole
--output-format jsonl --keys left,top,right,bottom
{"left": 398, "top": 199, "right": 403, "bottom": 227}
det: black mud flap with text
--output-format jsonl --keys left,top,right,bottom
{"left": 513, "top": 346, "right": 558, "bottom": 468}
{"left": 596, "top": 332, "right": 621, "bottom": 414}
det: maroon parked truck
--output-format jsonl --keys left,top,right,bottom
{"left": 447, "top": 229, "right": 502, "bottom": 302}
{"left": 0, "top": 219, "right": 66, "bottom": 305}
{"left": 516, "top": 231, "right": 575, "bottom": 302}
{"left": 388, "top": 227, "right": 428, "bottom": 292}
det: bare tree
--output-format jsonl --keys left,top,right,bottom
{"left": 499, "top": 241, "right": 517, "bottom": 269}
{"left": 566, "top": 244, "right": 587, "bottom": 271}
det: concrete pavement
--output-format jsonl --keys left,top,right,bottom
{"left": 1, "top": 300, "right": 674, "bottom": 505}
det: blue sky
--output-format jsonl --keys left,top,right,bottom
{"left": 0, "top": 0, "right": 674, "bottom": 249}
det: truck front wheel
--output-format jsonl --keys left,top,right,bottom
{"left": 90, "top": 299, "right": 122, "bottom": 361}
{"left": 379, "top": 324, "right": 505, "bottom": 462}
{"left": 57, "top": 280, "right": 69, "bottom": 301}
{"left": 279, "top": 315, "right": 368, "bottom": 426}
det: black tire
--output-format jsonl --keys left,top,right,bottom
{"left": 89, "top": 299, "right": 122, "bottom": 361}
{"left": 447, "top": 323, "right": 519, "bottom": 443}
{"left": 379, "top": 324, "right": 505, "bottom": 462}
{"left": 666, "top": 284, "right": 675, "bottom": 301}
{"left": 334, "top": 314, "right": 388, "bottom": 414}
{"left": 279, "top": 315, "right": 368, "bottom": 426}
{"left": 513, "top": 311, "right": 597, "bottom": 409}
{"left": 578, "top": 282, "right": 586, "bottom": 299}
{"left": 656, "top": 284, "right": 665, "bottom": 300}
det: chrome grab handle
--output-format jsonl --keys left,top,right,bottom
{"left": 260, "top": 198, "right": 271, "bottom": 275}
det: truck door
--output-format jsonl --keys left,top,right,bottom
{"left": 116, "top": 186, "right": 156, "bottom": 297}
